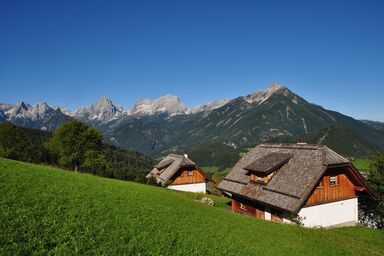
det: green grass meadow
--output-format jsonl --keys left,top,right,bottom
{"left": 352, "top": 158, "right": 374, "bottom": 171}
{"left": 200, "top": 166, "right": 231, "bottom": 176}
{"left": 1, "top": 158, "right": 383, "bottom": 255}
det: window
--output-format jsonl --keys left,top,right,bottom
{"left": 240, "top": 203, "right": 247, "bottom": 210}
{"left": 330, "top": 176, "right": 338, "bottom": 185}
{"left": 256, "top": 176, "right": 264, "bottom": 182}
{"left": 188, "top": 170, "right": 193, "bottom": 176}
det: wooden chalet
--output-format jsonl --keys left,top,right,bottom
{"left": 218, "top": 143, "right": 374, "bottom": 227}
{"left": 147, "top": 154, "right": 207, "bottom": 193}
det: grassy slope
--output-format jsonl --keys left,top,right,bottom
{"left": 200, "top": 166, "right": 231, "bottom": 176}
{"left": 1, "top": 158, "right": 383, "bottom": 255}
{"left": 352, "top": 159, "right": 374, "bottom": 171}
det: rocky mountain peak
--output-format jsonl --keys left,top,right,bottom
{"left": 131, "top": 94, "right": 188, "bottom": 116}
{"left": 95, "top": 96, "right": 113, "bottom": 107}
{"left": 244, "top": 83, "right": 291, "bottom": 105}
{"left": 16, "top": 101, "right": 30, "bottom": 110}
{"left": 35, "top": 102, "right": 51, "bottom": 112}
{"left": 93, "top": 96, "right": 123, "bottom": 114}
{"left": 4, "top": 101, "right": 55, "bottom": 120}
{"left": 53, "top": 106, "right": 73, "bottom": 116}
{"left": 29, "top": 102, "right": 54, "bottom": 118}
{"left": 74, "top": 96, "right": 124, "bottom": 122}
{"left": 267, "top": 82, "right": 287, "bottom": 92}
{"left": 7, "top": 101, "right": 32, "bottom": 117}
{"left": 0, "top": 103, "right": 13, "bottom": 113}
{"left": 187, "top": 98, "right": 230, "bottom": 114}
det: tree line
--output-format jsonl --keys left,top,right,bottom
{"left": 0, "top": 121, "right": 155, "bottom": 183}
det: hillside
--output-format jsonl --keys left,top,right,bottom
{"left": 162, "top": 86, "right": 384, "bottom": 157}
{"left": 2, "top": 85, "right": 384, "bottom": 161}
{"left": 268, "top": 125, "right": 382, "bottom": 158}
{"left": 102, "top": 85, "right": 384, "bottom": 160}
{"left": 1, "top": 158, "right": 383, "bottom": 255}
{"left": 0, "top": 122, "right": 155, "bottom": 182}
{"left": 362, "top": 120, "right": 384, "bottom": 132}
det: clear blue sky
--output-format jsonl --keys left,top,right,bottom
{"left": 0, "top": 0, "right": 383, "bottom": 120}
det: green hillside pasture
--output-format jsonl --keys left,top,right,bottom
{"left": 352, "top": 158, "right": 374, "bottom": 171}
{"left": 0, "top": 158, "right": 383, "bottom": 255}
{"left": 200, "top": 166, "right": 231, "bottom": 176}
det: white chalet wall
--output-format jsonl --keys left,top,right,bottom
{"left": 168, "top": 182, "right": 206, "bottom": 193}
{"left": 265, "top": 207, "right": 272, "bottom": 221}
{"left": 296, "top": 198, "right": 358, "bottom": 227}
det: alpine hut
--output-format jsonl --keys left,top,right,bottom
{"left": 218, "top": 143, "right": 374, "bottom": 227}
{"left": 147, "top": 154, "right": 207, "bottom": 193}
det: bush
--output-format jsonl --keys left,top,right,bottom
{"left": 146, "top": 175, "right": 160, "bottom": 186}
{"left": 366, "top": 154, "right": 384, "bottom": 228}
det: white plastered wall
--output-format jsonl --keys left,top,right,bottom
{"left": 168, "top": 182, "right": 206, "bottom": 193}
{"left": 295, "top": 198, "right": 358, "bottom": 227}
{"left": 265, "top": 207, "right": 272, "bottom": 221}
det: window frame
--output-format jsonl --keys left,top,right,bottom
{"left": 329, "top": 175, "right": 338, "bottom": 186}
{"left": 188, "top": 170, "right": 193, "bottom": 176}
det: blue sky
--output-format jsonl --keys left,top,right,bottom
{"left": 0, "top": 0, "right": 383, "bottom": 120}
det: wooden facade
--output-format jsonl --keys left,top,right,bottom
{"left": 232, "top": 195, "right": 286, "bottom": 222}
{"left": 305, "top": 167, "right": 357, "bottom": 206}
{"left": 232, "top": 195, "right": 265, "bottom": 218}
{"left": 171, "top": 167, "right": 206, "bottom": 185}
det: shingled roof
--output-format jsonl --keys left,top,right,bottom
{"left": 218, "top": 143, "right": 371, "bottom": 213}
{"left": 147, "top": 154, "right": 198, "bottom": 186}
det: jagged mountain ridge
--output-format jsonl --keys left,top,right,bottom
{"left": 0, "top": 93, "right": 229, "bottom": 130}
{"left": 162, "top": 85, "right": 339, "bottom": 152}
{"left": 1, "top": 84, "right": 384, "bottom": 160}
{"left": 186, "top": 99, "right": 230, "bottom": 114}
{"left": 73, "top": 96, "right": 125, "bottom": 122}
{"left": 102, "top": 84, "right": 384, "bottom": 158}
{"left": 0, "top": 101, "right": 72, "bottom": 131}
{"left": 131, "top": 94, "right": 188, "bottom": 116}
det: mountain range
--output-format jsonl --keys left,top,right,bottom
{"left": 1, "top": 83, "right": 384, "bottom": 168}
